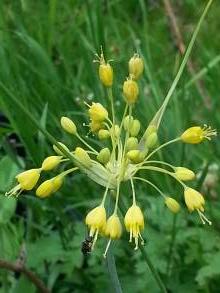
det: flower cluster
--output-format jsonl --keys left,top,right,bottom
{"left": 6, "top": 50, "right": 217, "bottom": 257}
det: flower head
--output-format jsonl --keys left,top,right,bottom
{"left": 123, "top": 78, "right": 139, "bottom": 104}
{"left": 129, "top": 53, "right": 144, "bottom": 80}
{"left": 36, "top": 175, "right": 63, "bottom": 198}
{"left": 88, "top": 103, "right": 108, "bottom": 122}
{"left": 124, "top": 204, "right": 145, "bottom": 250}
{"left": 165, "top": 197, "right": 180, "bottom": 213}
{"left": 60, "top": 116, "right": 77, "bottom": 134}
{"left": 105, "top": 214, "right": 122, "bottom": 240}
{"left": 181, "top": 125, "right": 217, "bottom": 144}
{"left": 41, "top": 156, "right": 61, "bottom": 171}
{"left": 174, "top": 167, "right": 195, "bottom": 181}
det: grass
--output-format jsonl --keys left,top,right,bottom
{"left": 0, "top": 1, "right": 220, "bottom": 292}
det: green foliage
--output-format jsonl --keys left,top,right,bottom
{"left": 0, "top": 0, "right": 220, "bottom": 292}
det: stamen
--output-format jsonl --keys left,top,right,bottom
{"left": 103, "top": 240, "right": 112, "bottom": 258}
{"left": 139, "top": 232, "right": 145, "bottom": 246}
{"left": 129, "top": 230, "right": 132, "bottom": 243}
{"left": 197, "top": 210, "right": 212, "bottom": 225}
{"left": 134, "top": 236, "right": 138, "bottom": 250}
{"left": 91, "top": 230, "right": 99, "bottom": 250}
{"left": 202, "top": 125, "right": 217, "bottom": 140}
{"left": 5, "top": 184, "right": 22, "bottom": 197}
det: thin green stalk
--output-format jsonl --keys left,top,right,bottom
{"left": 166, "top": 214, "right": 178, "bottom": 277}
{"left": 140, "top": 246, "right": 168, "bottom": 293}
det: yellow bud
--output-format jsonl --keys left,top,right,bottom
{"left": 123, "top": 79, "right": 139, "bottom": 104}
{"left": 105, "top": 214, "right": 122, "bottom": 239}
{"left": 60, "top": 116, "right": 77, "bottom": 134}
{"left": 126, "top": 137, "right": 138, "bottom": 151}
{"left": 41, "top": 156, "right": 61, "bottom": 171}
{"left": 16, "top": 169, "right": 41, "bottom": 190}
{"left": 123, "top": 115, "right": 134, "bottom": 131}
{"left": 97, "top": 148, "right": 111, "bottom": 165}
{"left": 89, "top": 120, "right": 103, "bottom": 133}
{"left": 129, "top": 54, "right": 144, "bottom": 80}
{"left": 99, "top": 63, "right": 113, "bottom": 87}
{"left": 52, "top": 176, "right": 64, "bottom": 192}
{"left": 126, "top": 150, "right": 144, "bottom": 164}
{"left": 130, "top": 119, "right": 141, "bottom": 137}
{"left": 74, "top": 147, "right": 92, "bottom": 168}
{"left": 174, "top": 167, "right": 195, "bottom": 181}
{"left": 53, "top": 142, "right": 69, "bottom": 156}
{"left": 145, "top": 132, "right": 158, "bottom": 149}
{"left": 110, "top": 124, "right": 120, "bottom": 139}
{"left": 144, "top": 124, "right": 157, "bottom": 138}
{"left": 98, "top": 129, "right": 110, "bottom": 140}
{"left": 165, "top": 197, "right": 180, "bottom": 213}
{"left": 181, "top": 126, "right": 217, "bottom": 144}
{"left": 88, "top": 103, "right": 108, "bottom": 122}
{"left": 36, "top": 179, "right": 53, "bottom": 198}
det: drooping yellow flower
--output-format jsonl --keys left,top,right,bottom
{"left": 174, "top": 167, "right": 195, "bottom": 181}
{"left": 6, "top": 168, "right": 41, "bottom": 197}
{"left": 36, "top": 175, "right": 63, "bottom": 198}
{"left": 85, "top": 205, "right": 107, "bottom": 248}
{"left": 123, "top": 79, "right": 139, "bottom": 104}
{"left": 181, "top": 126, "right": 217, "bottom": 144}
{"left": 165, "top": 197, "right": 180, "bottom": 213}
{"left": 105, "top": 214, "right": 122, "bottom": 239}
{"left": 129, "top": 54, "right": 144, "bottom": 80}
{"left": 41, "top": 156, "right": 61, "bottom": 171}
{"left": 124, "top": 204, "right": 145, "bottom": 249}
{"left": 88, "top": 103, "right": 108, "bottom": 122}
{"left": 60, "top": 117, "right": 77, "bottom": 135}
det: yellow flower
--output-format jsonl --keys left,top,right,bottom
{"left": 98, "top": 129, "right": 110, "bottom": 140}
{"left": 105, "top": 214, "right": 122, "bottom": 239}
{"left": 60, "top": 117, "right": 77, "bottom": 134}
{"left": 85, "top": 205, "right": 107, "bottom": 248}
{"left": 181, "top": 125, "right": 217, "bottom": 144}
{"left": 89, "top": 120, "right": 103, "bottom": 133}
{"left": 74, "top": 147, "right": 92, "bottom": 168}
{"left": 88, "top": 103, "right": 108, "bottom": 122}
{"left": 124, "top": 204, "right": 144, "bottom": 249}
{"left": 99, "top": 62, "right": 113, "bottom": 87}
{"left": 36, "top": 175, "right": 63, "bottom": 198}
{"left": 6, "top": 168, "right": 41, "bottom": 197}
{"left": 129, "top": 54, "right": 144, "bottom": 80}
{"left": 184, "top": 187, "right": 205, "bottom": 212}
{"left": 130, "top": 119, "right": 141, "bottom": 137}
{"left": 41, "top": 156, "right": 61, "bottom": 171}
{"left": 174, "top": 167, "right": 195, "bottom": 181}
{"left": 123, "top": 79, "right": 139, "bottom": 104}
{"left": 165, "top": 197, "right": 180, "bottom": 213}
{"left": 97, "top": 148, "right": 111, "bottom": 165}
{"left": 127, "top": 150, "right": 144, "bottom": 164}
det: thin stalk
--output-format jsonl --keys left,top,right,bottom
{"left": 166, "top": 214, "right": 178, "bottom": 277}
{"left": 140, "top": 246, "right": 168, "bottom": 293}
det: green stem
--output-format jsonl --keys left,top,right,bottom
{"left": 166, "top": 214, "right": 178, "bottom": 277}
{"left": 140, "top": 246, "right": 168, "bottom": 293}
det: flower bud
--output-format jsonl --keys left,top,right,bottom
{"left": 105, "top": 214, "right": 122, "bottom": 239}
{"left": 129, "top": 54, "right": 144, "bottom": 80}
{"left": 144, "top": 124, "right": 157, "bottom": 138}
{"left": 97, "top": 148, "right": 111, "bottom": 165}
{"left": 53, "top": 142, "right": 69, "bottom": 156}
{"left": 74, "top": 147, "right": 92, "bottom": 168}
{"left": 98, "top": 129, "right": 110, "bottom": 140}
{"left": 130, "top": 119, "right": 141, "bottom": 137}
{"left": 145, "top": 132, "right": 158, "bottom": 149}
{"left": 126, "top": 150, "right": 144, "bottom": 164}
{"left": 99, "top": 63, "right": 113, "bottom": 87}
{"left": 41, "top": 156, "right": 61, "bottom": 171}
{"left": 165, "top": 197, "right": 180, "bottom": 213}
{"left": 174, "top": 167, "right": 195, "bottom": 181}
{"left": 36, "top": 175, "right": 63, "bottom": 198}
{"left": 60, "top": 117, "right": 77, "bottom": 134}
{"left": 110, "top": 124, "right": 120, "bottom": 139}
{"left": 126, "top": 137, "right": 138, "bottom": 151}
{"left": 123, "top": 115, "right": 134, "bottom": 131}
{"left": 123, "top": 79, "right": 139, "bottom": 104}
{"left": 88, "top": 103, "right": 108, "bottom": 122}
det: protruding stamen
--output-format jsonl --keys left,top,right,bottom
{"left": 197, "top": 210, "right": 212, "bottom": 226}
{"left": 103, "top": 240, "right": 112, "bottom": 258}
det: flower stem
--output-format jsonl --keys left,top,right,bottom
{"left": 140, "top": 246, "right": 168, "bottom": 293}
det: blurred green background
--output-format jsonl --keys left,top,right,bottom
{"left": 0, "top": 0, "right": 219, "bottom": 292}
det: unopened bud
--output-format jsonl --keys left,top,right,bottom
{"left": 97, "top": 148, "right": 111, "bottom": 165}
{"left": 123, "top": 115, "right": 134, "bottom": 131}
{"left": 126, "top": 137, "right": 138, "bottom": 151}
{"left": 98, "top": 129, "right": 110, "bottom": 140}
{"left": 123, "top": 79, "right": 139, "bottom": 104}
{"left": 165, "top": 197, "right": 180, "bottom": 213}
{"left": 53, "top": 142, "right": 69, "bottom": 156}
{"left": 129, "top": 54, "right": 144, "bottom": 80}
{"left": 74, "top": 147, "right": 92, "bottom": 168}
{"left": 41, "top": 156, "right": 61, "bottom": 171}
{"left": 60, "top": 117, "right": 77, "bottom": 134}
{"left": 130, "top": 119, "right": 141, "bottom": 137}
{"left": 174, "top": 167, "right": 195, "bottom": 181}
{"left": 110, "top": 124, "right": 120, "bottom": 139}
{"left": 145, "top": 132, "right": 158, "bottom": 149}
{"left": 126, "top": 150, "right": 144, "bottom": 164}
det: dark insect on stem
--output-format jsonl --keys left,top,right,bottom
{"left": 81, "top": 236, "right": 94, "bottom": 256}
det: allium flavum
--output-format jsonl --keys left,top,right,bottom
{"left": 6, "top": 50, "right": 217, "bottom": 257}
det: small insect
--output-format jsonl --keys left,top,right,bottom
{"left": 81, "top": 236, "right": 94, "bottom": 256}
